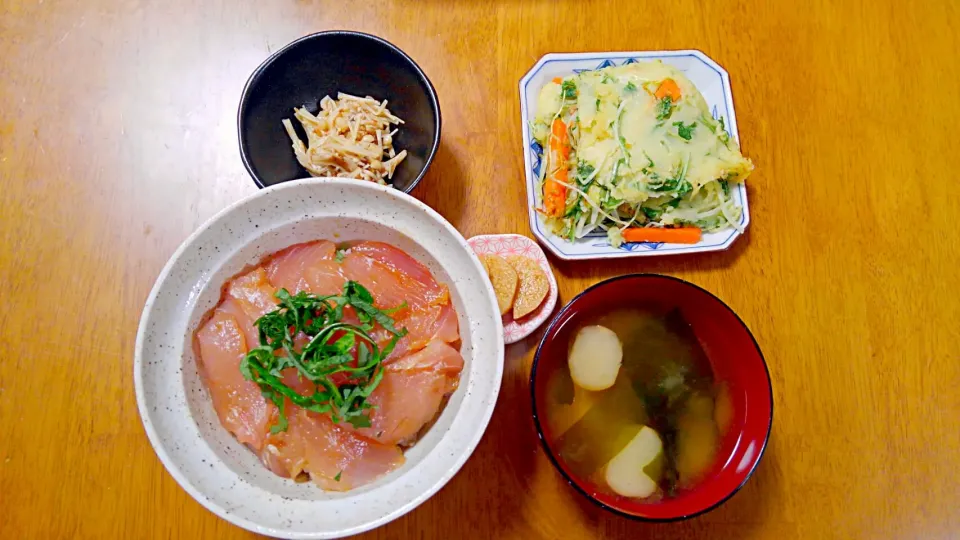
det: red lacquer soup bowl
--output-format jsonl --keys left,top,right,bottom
{"left": 531, "top": 274, "right": 773, "bottom": 521}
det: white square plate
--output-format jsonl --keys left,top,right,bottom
{"left": 518, "top": 50, "right": 750, "bottom": 260}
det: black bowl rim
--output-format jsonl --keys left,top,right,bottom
{"left": 529, "top": 273, "right": 774, "bottom": 522}
{"left": 236, "top": 30, "right": 442, "bottom": 194}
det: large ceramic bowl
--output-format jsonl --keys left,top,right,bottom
{"left": 134, "top": 179, "right": 503, "bottom": 538}
{"left": 531, "top": 274, "right": 772, "bottom": 521}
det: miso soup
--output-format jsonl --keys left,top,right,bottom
{"left": 542, "top": 308, "right": 732, "bottom": 501}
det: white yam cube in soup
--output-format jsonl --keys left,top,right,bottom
{"left": 604, "top": 425, "right": 664, "bottom": 498}
{"left": 568, "top": 325, "right": 622, "bottom": 391}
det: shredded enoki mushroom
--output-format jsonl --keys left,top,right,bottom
{"left": 282, "top": 93, "right": 408, "bottom": 184}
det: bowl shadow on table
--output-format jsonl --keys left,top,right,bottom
{"left": 552, "top": 227, "right": 753, "bottom": 283}
{"left": 409, "top": 143, "right": 467, "bottom": 230}
{"left": 571, "top": 443, "right": 780, "bottom": 540}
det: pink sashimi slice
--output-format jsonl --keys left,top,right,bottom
{"left": 354, "top": 340, "right": 465, "bottom": 445}
{"left": 341, "top": 241, "right": 450, "bottom": 311}
{"left": 195, "top": 310, "right": 275, "bottom": 452}
{"left": 217, "top": 267, "right": 279, "bottom": 350}
{"left": 228, "top": 267, "right": 279, "bottom": 319}
{"left": 372, "top": 303, "right": 460, "bottom": 362}
{"left": 260, "top": 406, "right": 405, "bottom": 491}
{"left": 348, "top": 241, "right": 438, "bottom": 287}
{"left": 265, "top": 240, "right": 343, "bottom": 295}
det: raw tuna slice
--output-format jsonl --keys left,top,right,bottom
{"left": 354, "top": 340, "right": 465, "bottom": 445}
{"left": 260, "top": 406, "right": 404, "bottom": 491}
{"left": 265, "top": 240, "right": 345, "bottom": 296}
{"left": 217, "top": 267, "right": 278, "bottom": 348}
{"left": 341, "top": 241, "right": 450, "bottom": 311}
{"left": 372, "top": 303, "right": 460, "bottom": 362}
{"left": 227, "top": 267, "right": 278, "bottom": 319}
{"left": 195, "top": 310, "right": 274, "bottom": 451}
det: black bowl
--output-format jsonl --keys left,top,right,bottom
{"left": 238, "top": 31, "right": 441, "bottom": 193}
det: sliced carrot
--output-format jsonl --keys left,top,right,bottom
{"left": 654, "top": 78, "right": 682, "bottom": 101}
{"left": 552, "top": 77, "right": 563, "bottom": 84}
{"left": 543, "top": 118, "right": 570, "bottom": 217}
{"left": 622, "top": 226, "right": 701, "bottom": 244}
{"left": 551, "top": 118, "right": 570, "bottom": 160}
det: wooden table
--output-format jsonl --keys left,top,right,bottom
{"left": 2, "top": 1, "right": 959, "bottom": 538}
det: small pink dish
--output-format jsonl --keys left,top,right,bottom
{"left": 468, "top": 234, "right": 558, "bottom": 344}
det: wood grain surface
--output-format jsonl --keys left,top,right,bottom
{"left": 2, "top": 1, "right": 959, "bottom": 538}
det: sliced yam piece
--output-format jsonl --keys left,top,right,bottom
{"left": 568, "top": 325, "right": 622, "bottom": 391}
{"left": 342, "top": 242, "right": 450, "bottom": 311}
{"left": 480, "top": 254, "right": 518, "bottom": 315}
{"left": 506, "top": 255, "right": 549, "bottom": 319}
{"left": 260, "top": 407, "right": 404, "bottom": 491}
{"left": 353, "top": 340, "right": 465, "bottom": 445}
{"left": 604, "top": 425, "right": 664, "bottom": 499}
{"left": 553, "top": 377, "right": 649, "bottom": 479}
{"left": 195, "top": 310, "right": 275, "bottom": 452}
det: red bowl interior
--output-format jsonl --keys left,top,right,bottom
{"left": 531, "top": 274, "right": 773, "bottom": 521}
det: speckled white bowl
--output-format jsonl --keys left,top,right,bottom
{"left": 134, "top": 178, "right": 505, "bottom": 539}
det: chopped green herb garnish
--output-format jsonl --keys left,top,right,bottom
{"left": 641, "top": 207, "right": 662, "bottom": 220}
{"left": 649, "top": 178, "right": 679, "bottom": 192}
{"left": 334, "top": 471, "right": 342, "bottom": 482}
{"left": 700, "top": 115, "right": 716, "bottom": 133}
{"left": 655, "top": 96, "right": 674, "bottom": 121}
{"left": 649, "top": 155, "right": 692, "bottom": 195}
{"left": 564, "top": 202, "right": 582, "bottom": 218}
{"left": 674, "top": 121, "right": 697, "bottom": 141}
{"left": 717, "top": 116, "right": 730, "bottom": 143}
{"left": 576, "top": 161, "right": 596, "bottom": 185}
{"left": 614, "top": 101, "right": 630, "bottom": 166}
{"left": 642, "top": 151, "right": 655, "bottom": 169}
{"left": 334, "top": 249, "right": 347, "bottom": 263}
{"left": 601, "top": 73, "right": 615, "bottom": 84}
{"left": 719, "top": 179, "right": 730, "bottom": 195}
{"left": 603, "top": 195, "right": 623, "bottom": 210}
{"left": 239, "top": 281, "right": 408, "bottom": 432}
{"left": 624, "top": 81, "right": 638, "bottom": 93}
{"left": 561, "top": 80, "right": 578, "bottom": 100}
{"left": 595, "top": 98, "right": 601, "bottom": 111}
{"left": 610, "top": 159, "right": 624, "bottom": 183}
